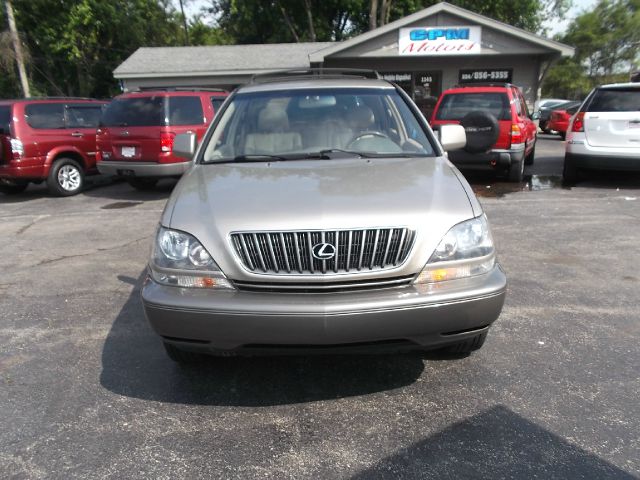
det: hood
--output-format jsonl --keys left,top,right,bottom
{"left": 163, "top": 157, "right": 476, "bottom": 280}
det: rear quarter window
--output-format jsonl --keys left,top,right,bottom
{"left": 101, "top": 97, "right": 165, "bottom": 127}
{"left": 0, "top": 106, "right": 11, "bottom": 134}
{"left": 65, "top": 104, "right": 104, "bottom": 128}
{"left": 210, "top": 97, "right": 227, "bottom": 118}
{"left": 435, "top": 92, "right": 511, "bottom": 121}
{"left": 25, "top": 103, "right": 65, "bottom": 129}
{"left": 588, "top": 88, "right": 640, "bottom": 112}
{"left": 168, "top": 96, "right": 204, "bottom": 125}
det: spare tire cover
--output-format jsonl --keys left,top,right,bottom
{"left": 460, "top": 111, "right": 500, "bottom": 153}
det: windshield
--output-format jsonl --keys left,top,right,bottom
{"left": 202, "top": 88, "right": 435, "bottom": 162}
{"left": 101, "top": 96, "right": 166, "bottom": 127}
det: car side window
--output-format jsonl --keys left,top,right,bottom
{"left": 168, "top": 96, "right": 204, "bottom": 126}
{"left": 511, "top": 90, "right": 522, "bottom": 116}
{"left": 519, "top": 94, "right": 529, "bottom": 118}
{"left": 210, "top": 97, "right": 225, "bottom": 115}
{"left": 24, "top": 103, "right": 65, "bottom": 129}
{"left": 65, "top": 104, "right": 104, "bottom": 128}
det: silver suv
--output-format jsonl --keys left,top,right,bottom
{"left": 141, "top": 70, "right": 507, "bottom": 362}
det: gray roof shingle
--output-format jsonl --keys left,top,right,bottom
{"left": 114, "top": 42, "right": 335, "bottom": 77}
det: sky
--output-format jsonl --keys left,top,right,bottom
{"left": 544, "top": 0, "right": 599, "bottom": 36}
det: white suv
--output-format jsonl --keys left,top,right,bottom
{"left": 563, "top": 83, "right": 640, "bottom": 183}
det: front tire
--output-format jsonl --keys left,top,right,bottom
{"left": 0, "top": 179, "right": 29, "bottom": 195}
{"left": 47, "top": 158, "right": 84, "bottom": 196}
{"left": 163, "top": 342, "right": 207, "bottom": 363}
{"left": 442, "top": 331, "right": 488, "bottom": 355}
{"left": 126, "top": 177, "right": 158, "bottom": 191}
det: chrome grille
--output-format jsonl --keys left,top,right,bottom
{"left": 231, "top": 228, "right": 415, "bottom": 275}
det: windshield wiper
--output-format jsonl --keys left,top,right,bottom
{"left": 207, "top": 154, "right": 289, "bottom": 164}
{"left": 302, "top": 149, "right": 372, "bottom": 159}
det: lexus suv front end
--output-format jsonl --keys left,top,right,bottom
{"left": 140, "top": 70, "right": 507, "bottom": 361}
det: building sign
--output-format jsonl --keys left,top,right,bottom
{"left": 380, "top": 72, "right": 412, "bottom": 91}
{"left": 459, "top": 68, "right": 513, "bottom": 83}
{"left": 399, "top": 26, "right": 481, "bottom": 55}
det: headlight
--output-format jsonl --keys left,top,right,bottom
{"left": 414, "top": 214, "right": 495, "bottom": 284}
{"left": 150, "top": 226, "right": 234, "bottom": 289}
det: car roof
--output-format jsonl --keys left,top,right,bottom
{"left": 0, "top": 98, "right": 104, "bottom": 105}
{"left": 598, "top": 82, "right": 640, "bottom": 90}
{"left": 440, "top": 85, "right": 514, "bottom": 95}
{"left": 117, "top": 90, "right": 227, "bottom": 98}
{"left": 238, "top": 77, "right": 395, "bottom": 94}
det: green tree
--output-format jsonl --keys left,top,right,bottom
{"left": 6, "top": 0, "right": 185, "bottom": 98}
{"left": 543, "top": 0, "right": 640, "bottom": 99}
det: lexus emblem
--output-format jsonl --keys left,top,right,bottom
{"left": 312, "top": 242, "right": 336, "bottom": 260}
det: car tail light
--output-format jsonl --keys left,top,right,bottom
{"left": 571, "top": 112, "right": 585, "bottom": 132}
{"left": 160, "top": 132, "right": 175, "bottom": 153}
{"left": 510, "top": 124, "right": 523, "bottom": 144}
{"left": 10, "top": 138, "right": 23, "bottom": 159}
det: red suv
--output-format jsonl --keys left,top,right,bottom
{"left": 96, "top": 89, "right": 228, "bottom": 190}
{"left": 430, "top": 83, "right": 538, "bottom": 182}
{"left": 0, "top": 98, "right": 107, "bottom": 196}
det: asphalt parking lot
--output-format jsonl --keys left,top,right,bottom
{"left": 1, "top": 135, "right": 639, "bottom": 479}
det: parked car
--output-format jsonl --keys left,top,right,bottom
{"left": 141, "top": 69, "right": 507, "bottom": 363}
{"left": 547, "top": 102, "right": 581, "bottom": 139}
{"left": 563, "top": 83, "right": 640, "bottom": 183}
{"left": 0, "top": 98, "right": 107, "bottom": 196}
{"left": 430, "top": 83, "right": 538, "bottom": 182}
{"left": 537, "top": 98, "right": 570, "bottom": 133}
{"left": 96, "top": 88, "right": 228, "bottom": 190}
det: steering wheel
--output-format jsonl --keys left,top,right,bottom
{"left": 347, "top": 131, "right": 390, "bottom": 147}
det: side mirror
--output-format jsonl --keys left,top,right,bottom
{"left": 530, "top": 111, "right": 541, "bottom": 120}
{"left": 173, "top": 132, "right": 197, "bottom": 160}
{"left": 439, "top": 124, "right": 466, "bottom": 151}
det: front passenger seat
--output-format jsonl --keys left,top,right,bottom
{"left": 244, "top": 108, "right": 302, "bottom": 155}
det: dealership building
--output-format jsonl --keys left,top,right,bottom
{"left": 114, "top": 2, "right": 574, "bottom": 114}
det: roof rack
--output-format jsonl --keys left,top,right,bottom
{"left": 133, "top": 87, "right": 227, "bottom": 93}
{"left": 250, "top": 68, "right": 382, "bottom": 84}
{"left": 1, "top": 96, "right": 99, "bottom": 101}
{"left": 456, "top": 82, "right": 515, "bottom": 88}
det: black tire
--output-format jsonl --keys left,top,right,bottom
{"left": 163, "top": 342, "right": 207, "bottom": 363}
{"left": 127, "top": 177, "right": 159, "bottom": 191}
{"left": 460, "top": 111, "right": 500, "bottom": 153}
{"left": 0, "top": 179, "right": 28, "bottom": 195}
{"left": 507, "top": 155, "right": 525, "bottom": 182}
{"left": 562, "top": 154, "right": 579, "bottom": 184}
{"left": 442, "top": 332, "right": 488, "bottom": 355}
{"left": 560, "top": 131, "right": 566, "bottom": 140}
{"left": 47, "top": 158, "right": 84, "bottom": 196}
{"left": 524, "top": 144, "right": 535, "bottom": 165}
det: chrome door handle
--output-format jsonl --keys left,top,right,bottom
{"left": 71, "top": 132, "right": 84, "bottom": 137}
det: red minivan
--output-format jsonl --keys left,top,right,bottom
{"left": 96, "top": 89, "right": 228, "bottom": 190}
{"left": 0, "top": 98, "right": 107, "bottom": 196}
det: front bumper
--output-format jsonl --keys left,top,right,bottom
{"left": 142, "top": 265, "right": 507, "bottom": 354}
{"left": 97, "top": 160, "right": 192, "bottom": 178}
{"left": 448, "top": 145, "right": 524, "bottom": 170}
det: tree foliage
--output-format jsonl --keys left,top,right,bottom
{"left": 542, "top": 0, "right": 640, "bottom": 99}
{"left": 3, "top": 0, "right": 622, "bottom": 100}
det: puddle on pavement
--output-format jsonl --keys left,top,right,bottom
{"left": 101, "top": 201, "right": 143, "bottom": 209}
{"left": 472, "top": 175, "right": 568, "bottom": 198}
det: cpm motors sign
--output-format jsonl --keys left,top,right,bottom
{"left": 399, "top": 26, "right": 481, "bottom": 55}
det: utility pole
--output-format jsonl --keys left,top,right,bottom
{"left": 4, "top": 0, "right": 30, "bottom": 97}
